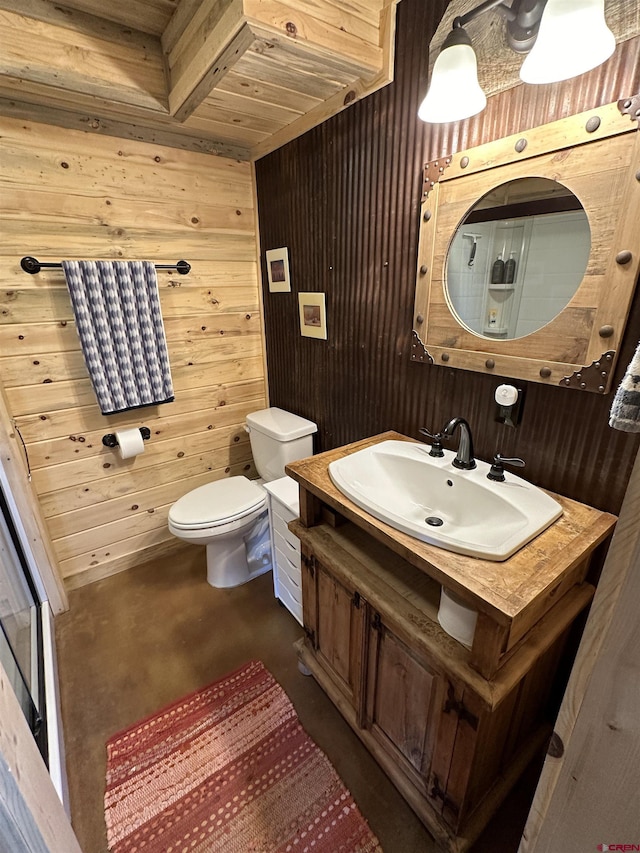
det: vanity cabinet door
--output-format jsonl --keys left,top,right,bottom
{"left": 301, "top": 546, "right": 367, "bottom": 713}
{"left": 364, "top": 612, "right": 445, "bottom": 797}
{"left": 364, "top": 614, "right": 470, "bottom": 825}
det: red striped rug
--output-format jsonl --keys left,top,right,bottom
{"left": 104, "top": 660, "right": 382, "bottom": 853}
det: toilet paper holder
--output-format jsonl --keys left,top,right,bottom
{"left": 102, "top": 427, "right": 151, "bottom": 448}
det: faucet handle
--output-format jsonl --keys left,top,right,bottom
{"left": 487, "top": 453, "right": 525, "bottom": 482}
{"left": 418, "top": 428, "right": 445, "bottom": 458}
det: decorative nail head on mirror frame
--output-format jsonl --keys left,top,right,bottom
{"left": 413, "top": 97, "right": 640, "bottom": 393}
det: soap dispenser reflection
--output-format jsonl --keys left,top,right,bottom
{"left": 494, "top": 384, "right": 525, "bottom": 427}
{"left": 504, "top": 253, "right": 517, "bottom": 284}
{"left": 491, "top": 254, "right": 505, "bottom": 284}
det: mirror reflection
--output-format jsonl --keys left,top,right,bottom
{"left": 445, "top": 178, "right": 591, "bottom": 340}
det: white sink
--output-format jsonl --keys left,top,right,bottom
{"left": 328, "top": 440, "right": 563, "bottom": 561}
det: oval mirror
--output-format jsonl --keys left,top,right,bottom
{"left": 445, "top": 177, "right": 591, "bottom": 340}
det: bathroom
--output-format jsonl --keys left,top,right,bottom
{"left": 0, "top": 0, "right": 639, "bottom": 851}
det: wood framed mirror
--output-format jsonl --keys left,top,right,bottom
{"left": 412, "top": 98, "right": 640, "bottom": 393}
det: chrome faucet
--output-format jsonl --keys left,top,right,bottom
{"left": 442, "top": 417, "right": 476, "bottom": 470}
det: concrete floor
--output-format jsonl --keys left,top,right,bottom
{"left": 55, "top": 549, "right": 541, "bottom": 853}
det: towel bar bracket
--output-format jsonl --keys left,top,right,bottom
{"left": 20, "top": 256, "right": 43, "bottom": 274}
{"left": 102, "top": 427, "right": 151, "bottom": 448}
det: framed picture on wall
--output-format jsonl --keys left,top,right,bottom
{"left": 265, "top": 247, "right": 291, "bottom": 292}
{"left": 298, "top": 292, "right": 327, "bottom": 340}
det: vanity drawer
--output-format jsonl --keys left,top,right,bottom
{"left": 274, "top": 528, "right": 300, "bottom": 567}
{"left": 276, "top": 581, "right": 303, "bottom": 626}
{"left": 265, "top": 476, "right": 302, "bottom": 624}
{"left": 276, "top": 551, "right": 302, "bottom": 602}
{"left": 272, "top": 509, "right": 300, "bottom": 551}
{"left": 271, "top": 495, "right": 297, "bottom": 524}
{"left": 275, "top": 541, "right": 301, "bottom": 585}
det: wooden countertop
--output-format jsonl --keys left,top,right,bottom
{"left": 286, "top": 431, "right": 617, "bottom": 637}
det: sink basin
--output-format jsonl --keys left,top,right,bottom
{"left": 328, "top": 440, "right": 563, "bottom": 561}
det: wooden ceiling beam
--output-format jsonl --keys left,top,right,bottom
{"left": 163, "top": 0, "right": 248, "bottom": 123}
{"left": 243, "top": 0, "right": 383, "bottom": 80}
{"left": 0, "top": 4, "right": 168, "bottom": 112}
{"left": 0, "top": 95, "right": 252, "bottom": 160}
{"left": 41, "top": 0, "right": 178, "bottom": 37}
{"left": 0, "top": 0, "right": 397, "bottom": 162}
{"left": 0, "top": 0, "right": 162, "bottom": 47}
{"left": 163, "top": 0, "right": 385, "bottom": 124}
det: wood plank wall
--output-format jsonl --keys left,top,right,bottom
{"left": 0, "top": 118, "right": 267, "bottom": 589}
{"left": 254, "top": 0, "right": 640, "bottom": 518}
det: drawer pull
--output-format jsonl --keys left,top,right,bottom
{"left": 285, "top": 553, "right": 297, "bottom": 571}
{"left": 288, "top": 568, "right": 300, "bottom": 586}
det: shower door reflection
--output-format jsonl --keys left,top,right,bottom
{"left": 0, "top": 488, "right": 46, "bottom": 759}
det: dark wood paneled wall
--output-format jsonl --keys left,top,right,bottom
{"left": 255, "top": 0, "right": 640, "bottom": 516}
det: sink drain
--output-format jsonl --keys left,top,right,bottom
{"left": 425, "top": 516, "right": 444, "bottom": 527}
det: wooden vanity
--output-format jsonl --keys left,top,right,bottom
{"left": 285, "top": 432, "right": 616, "bottom": 853}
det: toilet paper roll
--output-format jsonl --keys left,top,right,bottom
{"left": 114, "top": 428, "right": 145, "bottom": 459}
{"left": 438, "top": 588, "right": 478, "bottom": 648}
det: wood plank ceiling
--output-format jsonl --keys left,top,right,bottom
{"left": 0, "top": 0, "right": 397, "bottom": 160}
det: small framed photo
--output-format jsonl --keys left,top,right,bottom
{"left": 298, "top": 292, "right": 327, "bottom": 340}
{"left": 265, "top": 247, "right": 291, "bottom": 292}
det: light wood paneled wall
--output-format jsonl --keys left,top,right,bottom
{"left": 0, "top": 116, "right": 267, "bottom": 590}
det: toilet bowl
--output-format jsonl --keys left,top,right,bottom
{"left": 168, "top": 477, "right": 270, "bottom": 588}
{"left": 168, "top": 407, "right": 317, "bottom": 588}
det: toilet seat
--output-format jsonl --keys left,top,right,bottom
{"left": 168, "top": 476, "right": 266, "bottom": 531}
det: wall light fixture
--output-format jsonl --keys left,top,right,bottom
{"left": 419, "top": 0, "right": 616, "bottom": 124}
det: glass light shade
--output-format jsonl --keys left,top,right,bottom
{"left": 520, "top": 0, "right": 615, "bottom": 84}
{"left": 418, "top": 41, "right": 487, "bottom": 124}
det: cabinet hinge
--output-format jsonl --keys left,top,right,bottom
{"left": 304, "top": 625, "right": 316, "bottom": 646}
{"left": 372, "top": 612, "right": 382, "bottom": 631}
{"left": 429, "top": 774, "right": 460, "bottom": 817}
{"left": 352, "top": 591, "right": 361, "bottom": 609}
{"left": 444, "top": 684, "right": 479, "bottom": 730}
{"left": 301, "top": 552, "right": 316, "bottom": 577}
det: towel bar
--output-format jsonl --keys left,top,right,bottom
{"left": 20, "top": 257, "right": 191, "bottom": 275}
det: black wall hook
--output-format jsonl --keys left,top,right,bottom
{"left": 102, "top": 427, "right": 151, "bottom": 448}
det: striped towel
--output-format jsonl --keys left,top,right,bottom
{"left": 62, "top": 260, "right": 174, "bottom": 415}
{"left": 609, "top": 340, "right": 640, "bottom": 432}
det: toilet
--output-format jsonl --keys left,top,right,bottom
{"left": 168, "top": 407, "right": 317, "bottom": 588}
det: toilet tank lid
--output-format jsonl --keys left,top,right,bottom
{"left": 246, "top": 407, "right": 317, "bottom": 441}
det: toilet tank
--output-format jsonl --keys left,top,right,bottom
{"left": 246, "top": 407, "right": 317, "bottom": 482}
